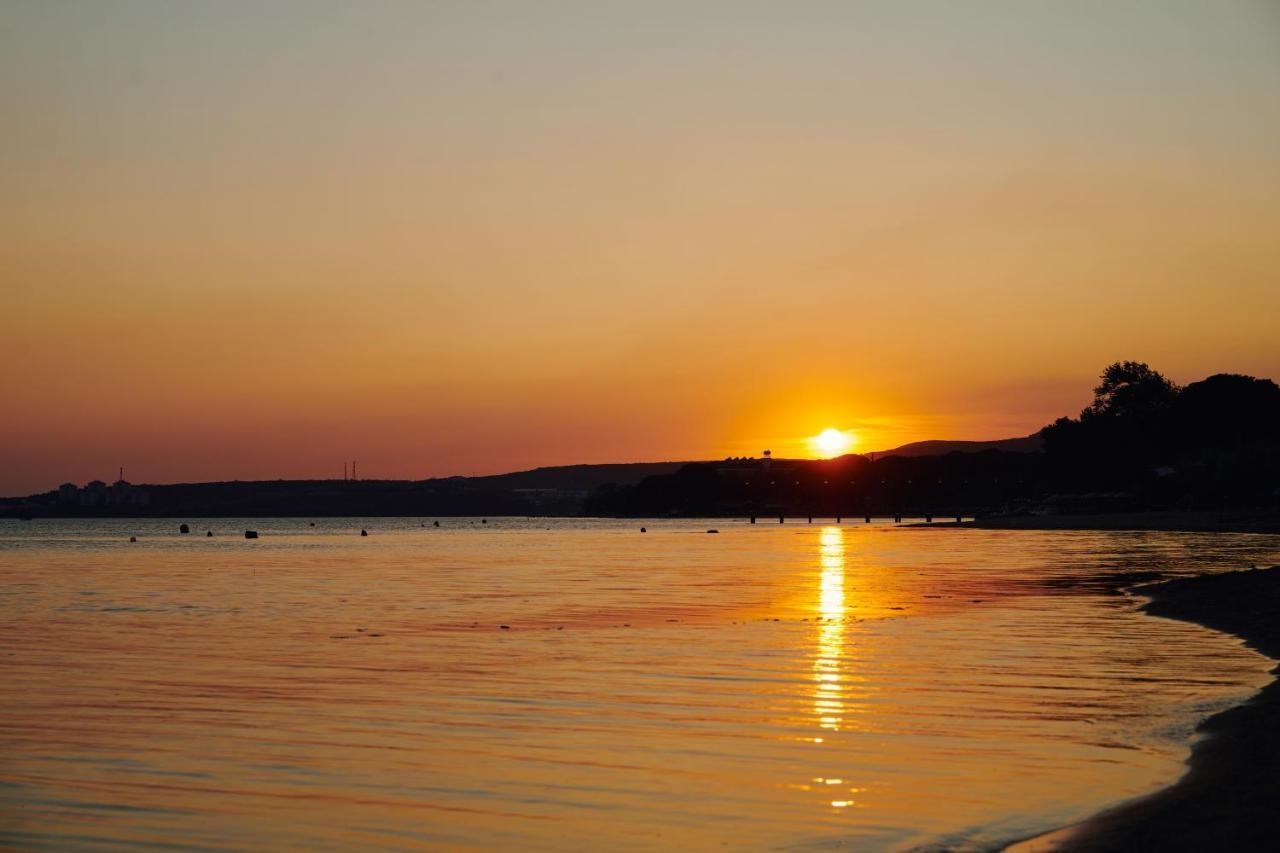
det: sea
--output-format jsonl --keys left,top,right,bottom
{"left": 1, "top": 518, "right": 1277, "bottom": 851}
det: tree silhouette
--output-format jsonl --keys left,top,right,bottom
{"left": 1040, "top": 361, "right": 1280, "bottom": 507}
{"left": 1177, "top": 374, "right": 1280, "bottom": 449}
{"left": 1083, "top": 361, "right": 1179, "bottom": 422}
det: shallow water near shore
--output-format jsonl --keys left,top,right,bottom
{"left": 1, "top": 519, "right": 1278, "bottom": 850}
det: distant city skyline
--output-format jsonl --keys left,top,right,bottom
{"left": 3, "top": 1, "right": 1278, "bottom": 495}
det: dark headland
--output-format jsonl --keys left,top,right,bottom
{"left": 953, "top": 511, "right": 1280, "bottom": 535}
{"left": 1014, "top": 566, "right": 1280, "bottom": 851}
{"left": 4, "top": 362, "right": 1278, "bottom": 525}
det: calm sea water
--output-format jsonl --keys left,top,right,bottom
{"left": 1, "top": 518, "right": 1277, "bottom": 851}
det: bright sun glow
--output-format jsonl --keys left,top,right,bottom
{"left": 811, "top": 428, "right": 856, "bottom": 457}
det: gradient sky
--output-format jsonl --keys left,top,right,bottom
{"left": 3, "top": 1, "right": 1279, "bottom": 494}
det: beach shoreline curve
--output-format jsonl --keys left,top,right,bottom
{"left": 1008, "top": 565, "right": 1280, "bottom": 852}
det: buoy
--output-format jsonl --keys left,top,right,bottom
{"left": 129, "top": 536, "right": 136, "bottom": 542}
{"left": 433, "top": 521, "right": 440, "bottom": 527}
{"left": 360, "top": 529, "right": 368, "bottom": 537}
{"left": 179, "top": 523, "right": 189, "bottom": 534}
{"left": 245, "top": 530, "right": 258, "bottom": 539}
{"left": 640, "top": 527, "right": 647, "bottom": 533}
{"left": 481, "top": 519, "right": 487, "bottom": 524}
{"left": 206, "top": 530, "right": 213, "bottom": 537}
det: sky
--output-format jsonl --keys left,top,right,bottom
{"left": 2, "top": 1, "right": 1279, "bottom": 494}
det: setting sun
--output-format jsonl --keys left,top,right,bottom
{"left": 811, "top": 428, "right": 856, "bottom": 458}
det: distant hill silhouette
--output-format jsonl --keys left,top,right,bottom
{"left": 5, "top": 362, "right": 1276, "bottom": 519}
{"left": 463, "top": 461, "right": 689, "bottom": 491}
{"left": 0, "top": 462, "right": 695, "bottom": 518}
{"left": 866, "top": 435, "right": 1044, "bottom": 459}
{"left": 587, "top": 362, "right": 1278, "bottom": 518}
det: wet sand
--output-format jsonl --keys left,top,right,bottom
{"left": 957, "top": 511, "right": 1280, "bottom": 535}
{"left": 1016, "top": 565, "right": 1280, "bottom": 851}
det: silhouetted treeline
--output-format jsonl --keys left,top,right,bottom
{"left": 584, "top": 451, "right": 1043, "bottom": 518}
{"left": 587, "top": 362, "right": 1280, "bottom": 518}
{"left": 4, "top": 363, "right": 1276, "bottom": 519}
{"left": 1041, "top": 363, "right": 1280, "bottom": 509}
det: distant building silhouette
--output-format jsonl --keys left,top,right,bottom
{"left": 716, "top": 454, "right": 791, "bottom": 482}
{"left": 108, "top": 478, "right": 149, "bottom": 507}
{"left": 67, "top": 478, "right": 149, "bottom": 508}
{"left": 80, "top": 480, "right": 107, "bottom": 507}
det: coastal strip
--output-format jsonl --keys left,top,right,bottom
{"left": 959, "top": 511, "right": 1280, "bottom": 535}
{"left": 1014, "top": 565, "right": 1280, "bottom": 851}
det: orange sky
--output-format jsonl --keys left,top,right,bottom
{"left": 3, "top": 2, "right": 1279, "bottom": 494}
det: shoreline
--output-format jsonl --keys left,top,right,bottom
{"left": 1012, "top": 565, "right": 1280, "bottom": 851}
{"left": 956, "top": 511, "right": 1280, "bottom": 535}
{"left": 7, "top": 510, "right": 1280, "bottom": 534}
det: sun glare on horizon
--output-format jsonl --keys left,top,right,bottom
{"left": 811, "top": 428, "right": 856, "bottom": 458}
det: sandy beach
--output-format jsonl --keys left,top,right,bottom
{"left": 1016, "top": 565, "right": 1280, "bottom": 851}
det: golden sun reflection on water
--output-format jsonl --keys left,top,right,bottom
{"left": 813, "top": 526, "right": 870, "bottom": 812}
{"left": 815, "top": 526, "right": 846, "bottom": 736}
